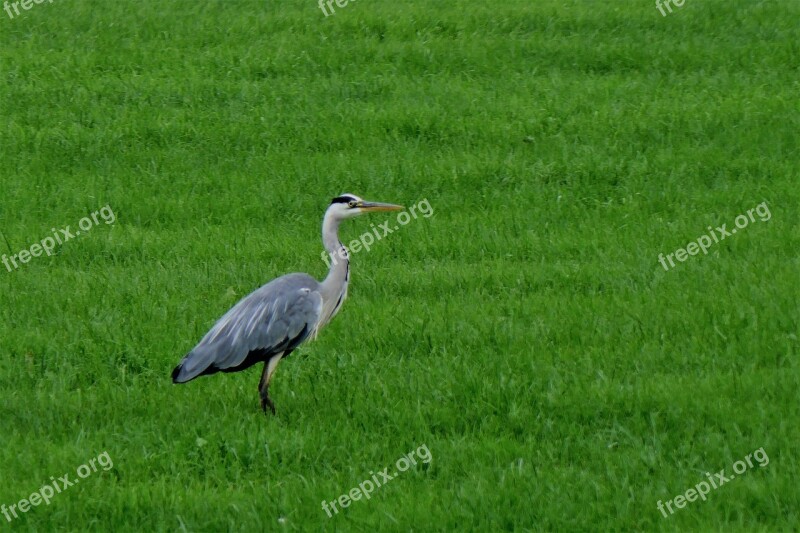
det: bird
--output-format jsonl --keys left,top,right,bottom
{"left": 171, "top": 194, "right": 403, "bottom": 414}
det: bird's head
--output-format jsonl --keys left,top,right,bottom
{"left": 327, "top": 193, "right": 404, "bottom": 220}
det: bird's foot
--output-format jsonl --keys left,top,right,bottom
{"left": 260, "top": 392, "right": 276, "bottom": 415}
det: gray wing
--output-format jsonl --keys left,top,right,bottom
{"left": 172, "top": 273, "right": 323, "bottom": 383}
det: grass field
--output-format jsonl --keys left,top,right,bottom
{"left": 1, "top": 0, "right": 798, "bottom": 530}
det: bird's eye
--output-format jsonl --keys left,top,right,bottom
{"left": 348, "top": 201, "right": 357, "bottom": 208}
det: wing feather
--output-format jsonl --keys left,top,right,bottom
{"left": 172, "top": 274, "right": 323, "bottom": 383}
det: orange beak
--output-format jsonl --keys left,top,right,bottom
{"left": 358, "top": 201, "right": 404, "bottom": 212}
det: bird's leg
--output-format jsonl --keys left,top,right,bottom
{"left": 258, "top": 365, "right": 275, "bottom": 414}
{"left": 258, "top": 355, "right": 283, "bottom": 415}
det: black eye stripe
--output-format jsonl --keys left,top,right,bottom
{"left": 331, "top": 195, "right": 357, "bottom": 204}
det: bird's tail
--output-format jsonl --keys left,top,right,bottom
{"left": 171, "top": 345, "right": 218, "bottom": 383}
{"left": 171, "top": 362, "right": 187, "bottom": 383}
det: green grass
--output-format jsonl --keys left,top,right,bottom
{"left": 1, "top": 0, "right": 798, "bottom": 530}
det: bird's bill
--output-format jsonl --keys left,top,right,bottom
{"left": 358, "top": 201, "right": 404, "bottom": 212}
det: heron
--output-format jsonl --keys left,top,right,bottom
{"left": 171, "top": 194, "right": 403, "bottom": 414}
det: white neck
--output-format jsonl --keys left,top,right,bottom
{"left": 319, "top": 208, "right": 350, "bottom": 321}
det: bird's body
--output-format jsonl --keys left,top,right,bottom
{"left": 171, "top": 194, "right": 402, "bottom": 414}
